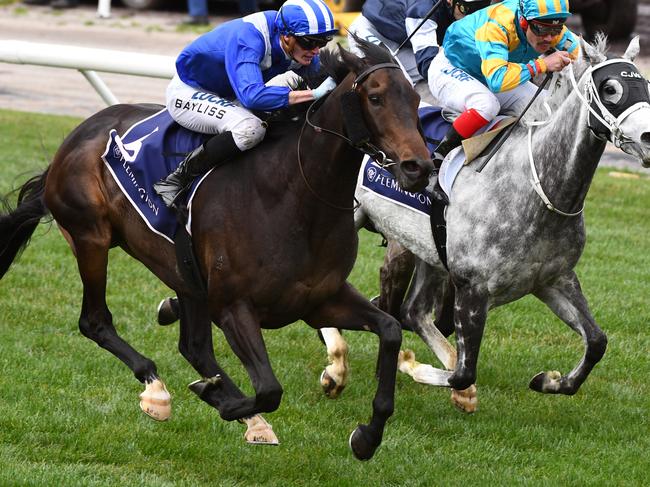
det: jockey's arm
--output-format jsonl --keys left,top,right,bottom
{"left": 225, "top": 33, "right": 295, "bottom": 111}
{"left": 289, "top": 90, "right": 317, "bottom": 105}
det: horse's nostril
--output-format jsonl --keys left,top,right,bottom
{"left": 402, "top": 160, "right": 421, "bottom": 175}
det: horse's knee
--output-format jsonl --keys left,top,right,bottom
{"left": 256, "top": 384, "right": 283, "bottom": 413}
{"left": 231, "top": 117, "right": 266, "bottom": 151}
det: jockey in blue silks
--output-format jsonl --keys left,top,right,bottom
{"left": 154, "top": 0, "right": 338, "bottom": 208}
{"left": 347, "top": 0, "right": 491, "bottom": 105}
{"left": 427, "top": 0, "right": 580, "bottom": 204}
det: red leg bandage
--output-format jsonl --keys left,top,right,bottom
{"left": 452, "top": 108, "right": 490, "bottom": 139}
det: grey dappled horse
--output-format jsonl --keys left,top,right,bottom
{"left": 319, "top": 35, "right": 650, "bottom": 410}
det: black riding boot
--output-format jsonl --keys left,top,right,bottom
{"left": 154, "top": 131, "right": 241, "bottom": 208}
{"left": 431, "top": 125, "right": 465, "bottom": 206}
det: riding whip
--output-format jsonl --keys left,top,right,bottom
{"left": 394, "top": 0, "right": 445, "bottom": 54}
{"left": 475, "top": 44, "right": 569, "bottom": 173}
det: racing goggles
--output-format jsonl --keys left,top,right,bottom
{"left": 455, "top": 1, "right": 491, "bottom": 16}
{"left": 295, "top": 35, "right": 332, "bottom": 50}
{"left": 528, "top": 18, "right": 566, "bottom": 37}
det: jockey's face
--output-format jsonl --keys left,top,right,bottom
{"left": 525, "top": 26, "right": 558, "bottom": 53}
{"left": 281, "top": 35, "right": 320, "bottom": 66}
{"left": 447, "top": 0, "right": 466, "bottom": 20}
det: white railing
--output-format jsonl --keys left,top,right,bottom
{"left": 0, "top": 40, "right": 175, "bottom": 105}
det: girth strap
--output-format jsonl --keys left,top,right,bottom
{"left": 429, "top": 202, "right": 449, "bottom": 271}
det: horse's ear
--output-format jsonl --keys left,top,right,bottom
{"left": 579, "top": 36, "right": 607, "bottom": 65}
{"left": 623, "top": 35, "right": 640, "bottom": 61}
{"left": 338, "top": 43, "right": 366, "bottom": 76}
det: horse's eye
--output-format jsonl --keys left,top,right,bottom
{"left": 368, "top": 95, "right": 383, "bottom": 106}
{"left": 601, "top": 80, "right": 623, "bottom": 104}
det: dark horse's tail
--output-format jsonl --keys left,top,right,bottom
{"left": 0, "top": 169, "right": 50, "bottom": 279}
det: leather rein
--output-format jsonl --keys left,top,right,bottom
{"left": 297, "top": 62, "right": 401, "bottom": 211}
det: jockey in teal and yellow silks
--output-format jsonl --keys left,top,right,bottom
{"left": 427, "top": 0, "right": 580, "bottom": 204}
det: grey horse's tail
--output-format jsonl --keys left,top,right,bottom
{"left": 0, "top": 169, "right": 50, "bottom": 279}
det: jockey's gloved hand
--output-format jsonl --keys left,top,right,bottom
{"left": 312, "top": 76, "right": 337, "bottom": 100}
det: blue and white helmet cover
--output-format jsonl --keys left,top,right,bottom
{"left": 276, "top": 0, "right": 338, "bottom": 37}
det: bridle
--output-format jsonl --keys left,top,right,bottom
{"left": 297, "top": 62, "right": 401, "bottom": 211}
{"left": 526, "top": 56, "right": 650, "bottom": 217}
{"left": 568, "top": 57, "right": 650, "bottom": 148}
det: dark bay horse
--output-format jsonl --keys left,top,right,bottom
{"left": 0, "top": 40, "right": 432, "bottom": 460}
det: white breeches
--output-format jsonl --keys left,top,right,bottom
{"left": 166, "top": 75, "right": 266, "bottom": 151}
{"left": 428, "top": 51, "right": 539, "bottom": 121}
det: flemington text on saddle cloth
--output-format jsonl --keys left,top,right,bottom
{"left": 101, "top": 109, "right": 207, "bottom": 243}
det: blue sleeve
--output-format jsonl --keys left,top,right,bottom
{"left": 405, "top": 0, "right": 443, "bottom": 81}
{"left": 224, "top": 26, "right": 291, "bottom": 111}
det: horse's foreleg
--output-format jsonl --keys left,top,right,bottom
{"left": 177, "top": 296, "right": 278, "bottom": 444}
{"left": 447, "top": 282, "right": 488, "bottom": 391}
{"left": 531, "top": 272, "right": 607, "bottom": 395}
{"left": 72, "top": 234, "right": 169, "bottom": 420}
{"left": 307, "top": 283, "right": 401, "bottom": 461}
{"left": 400, "top": 260, "right": 477, "bottom": 412}
{"left": 319, "top": 328, "right": 349, "bottom": 399}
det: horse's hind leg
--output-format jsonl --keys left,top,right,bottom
{"left": 194, "top": 300, "right": 283, "bottom": 422}
{"left": 71, "top": 232, "right": 170, "bottom": 420}
{"left": 319, "top": 328, "right": 349, "bottom": 399}
{"left": 531, "top": 271, "right": 607, "bottom": 395}
{"left": 176, "top": 297, "right": 278, "bottom": 444}
{"left": 399, "top": 259, "right": 477, "bottom": 413}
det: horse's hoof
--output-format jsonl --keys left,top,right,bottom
{"left": 529, "top": 370, "right": 562, "bottom": 394}
{"left": 451, "top": 384, "right": 478, "bottom": 413}
{"left": 320, "top": 369, "right": 345, "bottom": 399}
{"left": 242, "top": 415, "right": 279, "bottom": 445}
{"left": 139, "top": 379, "right": 171, "bottom": 421}
{"left": 157, "top": 297, "right": 179, "bottom": 326}
{"left": 349, "top": 424, "right": 378, "bottom": 461}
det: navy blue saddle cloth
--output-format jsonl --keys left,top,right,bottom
{"left": 101, "top": 108, "right": 209, "bottom": 243}
{"left": 360, "top": 106, "right": 449, "bottom": 216}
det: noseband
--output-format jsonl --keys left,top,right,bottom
{"left": 298, "top": 62, "right": 402, "bottom": 210}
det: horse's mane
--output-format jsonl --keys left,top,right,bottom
{"left": 524, "top": 34, "right": 609, "bottom": 122}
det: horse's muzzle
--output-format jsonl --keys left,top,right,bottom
{"left": 398, "top": 158, "right": 435, "bottom": 192}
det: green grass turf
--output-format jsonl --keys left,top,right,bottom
{"left": 0, "top": 108, "right": 649, "bottom": 485}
